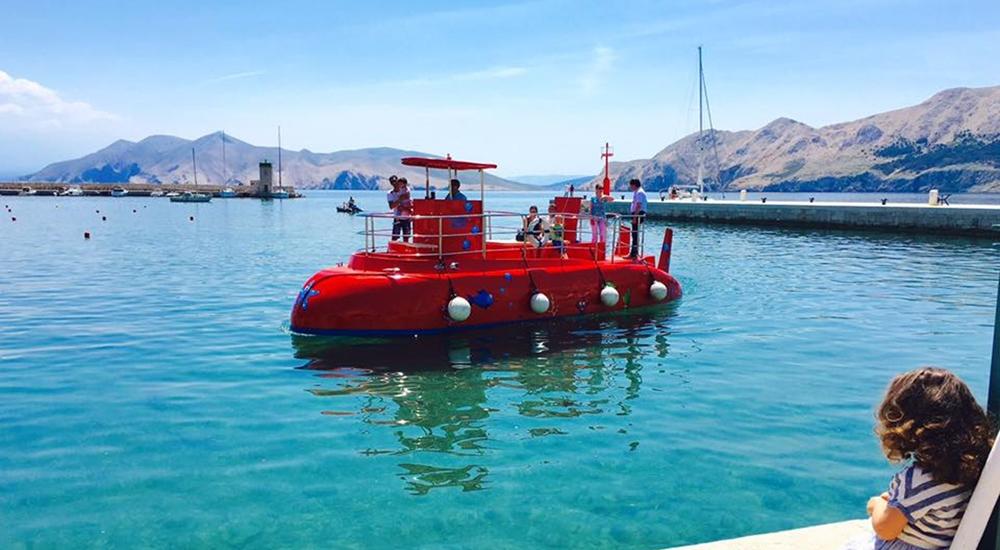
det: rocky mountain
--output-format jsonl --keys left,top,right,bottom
{"left": 593, "top": 86, "right": 1000, "bottom": 193}
{"left": 25, "top": 133, "right": 532, "bottom": 191}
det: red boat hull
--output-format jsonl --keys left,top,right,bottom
{"left": 290, "top": 253, "right": 681, "bottom": 336}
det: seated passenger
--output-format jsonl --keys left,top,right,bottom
{"left": 445, "top": 179, "right": 467, "bottom": 201}
{"left": 520, "top": 205, "right": 547, "bottom": 248}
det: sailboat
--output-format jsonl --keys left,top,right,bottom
{"left": 269, "top": 126, "right": 290, "bottom": 199}
{"left": 220, "top": 131, "right": 236, "bottom": 198}
{"left": 668, "top": 47, "right": 724, "bottom": 202}
{"left": 170, "top": 148, "right": 212, "bottom": 203}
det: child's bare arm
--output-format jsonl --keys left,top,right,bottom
{"left": 867, "top": 493, "right": 907, "bottom": 540}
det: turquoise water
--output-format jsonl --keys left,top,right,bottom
{"left": 1, "top": 191, "right": 997, "bottom": 548}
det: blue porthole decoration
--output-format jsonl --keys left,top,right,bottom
{"left": 662, "top": 243, "right": 671, "bottom": 252}
{"left": 451, "top": 217, "right": 468, "bottom": 229}
{"left": 468, "top": 290, "right": 494, "bottom": 309}
{"left": 471, "top": 225, "right": 481, "bottom": 235}
{"left": 503, "top": 272, "right": 513, "bottom": 282}
{"left": 462, "top": 239, "right": 472, "bottom": 250}
{"left": 464, "top": 201, "right": 474, "bottom": 213}
{"left": 296, "top": 283, "right": 320, "bottom": 310}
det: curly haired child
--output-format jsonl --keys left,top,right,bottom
{"left": 854, "top": 367, "right": 995, "bottom": 549}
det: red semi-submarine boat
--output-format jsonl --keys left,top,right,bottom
{"left": 290, "top": 155, "right": 682, "bottom": 336}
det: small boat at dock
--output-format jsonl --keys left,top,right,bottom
{"left": 220, "top": 187, "right": 236, "bottom": 198}
{"left": 169, "top": 191, "right": 212, "bottom": 203}
{"left": 111, "top": 187, "right": 128, "bottom": 197}
{"left": 60, "top": 186, "right": 84, "bottom": 197}
{"left": 19, "top": 187, "right": 36, "bottom": 196}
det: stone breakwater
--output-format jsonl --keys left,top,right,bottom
{"left": 607, "top": 198, "right": 1000, "bottom": 237}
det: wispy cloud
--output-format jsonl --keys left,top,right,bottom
{"left": 0, "top": 69, "right": 117, "bottom": 126}
{"left": 202, "top": 70, "right": 265, "bottom": 84}
{"left": 580, "top": 46, "right": 616, "bottom": 95}
{"left": 452, "top": 66, "right": 527, "bottom": 81}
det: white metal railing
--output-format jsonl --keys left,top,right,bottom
{"left": 357, "top": 210, "right": 646, "bottom": 261}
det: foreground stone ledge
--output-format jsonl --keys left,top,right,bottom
{"left": 668, "top": 519, "right": 869, "bottom": 550}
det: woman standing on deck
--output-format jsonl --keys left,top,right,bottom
{"left": 589, "top": 183, "right": 613, "bottom": 246}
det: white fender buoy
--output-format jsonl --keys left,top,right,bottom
{"left": 650, "top": 281, "right": 668, "bottom": 301}
{"left": 600, "top": 285, "right": 620, "bottom": 307}
{"left": 447, "top": 296, "right": 471, "bottom": 322}
{"left": 530, "top": 292, "right": 550, "bottom": 314}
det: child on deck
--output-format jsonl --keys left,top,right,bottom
{"left": 847, "top": 367, "right": 995, "bottom": 549}
{"left": 550, "top": 215, "right": 567, "bottom": 259}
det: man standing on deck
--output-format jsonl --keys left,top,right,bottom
{"left": 386, "top": 175, "right": 412, "bottom": 242}
{"left": 628, "top": 178, "right": 647, "bottom": 259}
{"left": 445, "top": 179, "right": 467, "bottom": 201}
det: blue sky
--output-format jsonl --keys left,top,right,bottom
{"left": 1, "top": 0, "right": 998, "bottom": 177}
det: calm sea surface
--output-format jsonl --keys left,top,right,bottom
{"left": 1, "top": 191, "right": 998, "bottom": 548}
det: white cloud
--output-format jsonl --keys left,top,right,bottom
{"left": 0, "top": 70, "right": 117, "bottom": 127}
{"left": 580, "top": 46, "right": 616, "bottom": 95}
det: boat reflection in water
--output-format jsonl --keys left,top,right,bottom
{"left": 291, "top": 307, "right": 680, "bottom": 495}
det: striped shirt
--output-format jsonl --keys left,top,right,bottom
{"left": 877, "top": 464, "right": 971, "bottom": 550}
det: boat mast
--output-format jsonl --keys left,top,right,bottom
{"left": 277, "top": 126, "right": 283, "bottom": 191}
{"left": 192, "top": 147, "right": 198, "bottom": 187}
{"left": 601, "top": 142, "right": 613, "bottom": 196}
{"left": 221, "top": 131, "right": 227, "bottom": 185}
{"left": 697, "top": 46, "right": 704, "bottom": 196}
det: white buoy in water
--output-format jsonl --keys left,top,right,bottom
{"left": 600, "top": 285, "right": 619, "bottom": 307}
{"left": 650, "top": 281, "right": 668, "bottom": 301}
{"left": 447, "top": 296, "right": 471, "bottom": 322}
{"left": 530, "top": 292, "right": 550, "bottom": 314}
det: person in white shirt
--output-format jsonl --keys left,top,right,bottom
{"left": 628, "top": 178, "right": 647, "bottom": 259}
{"left": 386, "top": 176, "right": 412, "bottom": 242}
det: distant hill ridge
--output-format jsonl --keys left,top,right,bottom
{"left": 26, "top": 133, "right": 531, "bottom": 191}
{"left": 589, "top": 85, "right": 1000, "bottom": 193}
{"left": 26, "top": 85, "right": 1000, "bottom": 192}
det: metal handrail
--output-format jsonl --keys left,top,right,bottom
{"left": 355, "top": 210, "right": 641, "bottom": 260}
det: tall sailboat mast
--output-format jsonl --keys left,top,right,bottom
{"left": 277, "top": 126, "right": 283, "bottom": 191}
{"left": 191, "top": 147, "right": 198, "bottom": 187}
{"left": 697, "top": 46, "right": 705, "bottom": 195}
{"left": 221, "top": 131, "right": 227, "bottom": 185}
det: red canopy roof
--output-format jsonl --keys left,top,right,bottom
{"left": 401, "top": 157, "right": 497, "bottom": 171}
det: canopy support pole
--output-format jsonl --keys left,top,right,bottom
{"left": 425, "top": 167, "right": 430, "bottom": 199}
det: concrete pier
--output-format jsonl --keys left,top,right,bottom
{"left": 607, "top": 198, "right": 1000, "bottom": 236}
{"left": 668, "top": 519, "right": 869, "bottom": 549}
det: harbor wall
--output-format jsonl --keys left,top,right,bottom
{"left": 607, "top": 199, "right": 1000, "bottom": 236}
{"left": 667, "top": 519, "right": 869, "bottom": 549}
